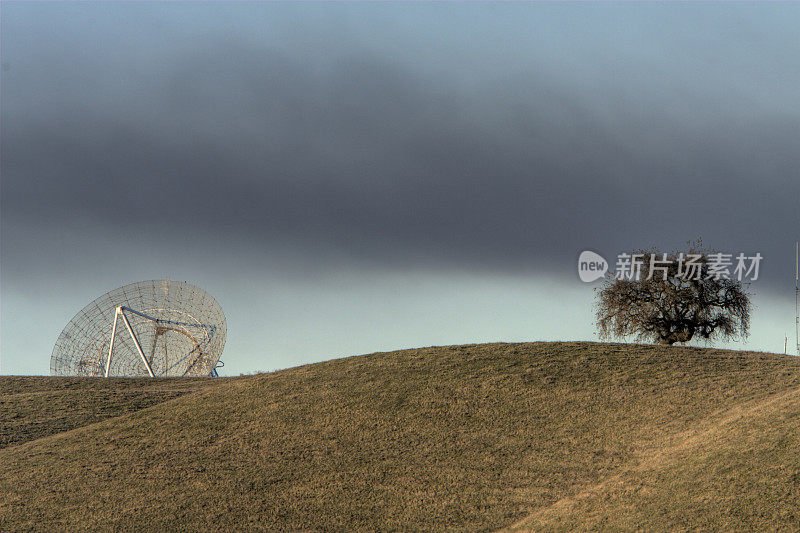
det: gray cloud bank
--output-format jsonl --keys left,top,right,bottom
{"left": 3, "top": 3, "right": 800, "bottom": 288}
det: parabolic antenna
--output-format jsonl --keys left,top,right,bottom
{"left": 50, "top": 280, "right": 226, "bottom": 377}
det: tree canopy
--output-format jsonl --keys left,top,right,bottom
{"left": 595, "top": 243, "right": 751, "bottom": 345}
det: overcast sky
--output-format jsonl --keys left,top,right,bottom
{"left": 2, "top": 2, "right": 800, "bottom": 375}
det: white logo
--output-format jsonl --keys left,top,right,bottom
{"left": 578, "top": 250, "right": 608, "bottom": 282}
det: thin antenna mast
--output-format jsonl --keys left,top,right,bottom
{"left": 794, "top": 242, "right": 800, "bottom": 355}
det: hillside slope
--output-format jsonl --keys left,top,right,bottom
{"left": 0, "top": 376, "right": 226, "bottom": 449}
{"left": 2, "top": 342, "right": 800, "bottom": 531}
{"left": 510, "top": 377, "right": 800, "bottom": 530}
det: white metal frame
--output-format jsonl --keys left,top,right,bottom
{"left": 104, "top": 306, "right": 156, "bottom": 377}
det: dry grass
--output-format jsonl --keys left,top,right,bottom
{"left": 0, "top": 376, "right": 225, "bottom": 449}
{"left": 508, "top": 381, "right": 800, "bottom": 531}
{"left": 2, "top": 342, "right": 800, "bottom": 531}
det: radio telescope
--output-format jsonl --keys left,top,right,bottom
{"left": 51, "top": 280, "right": 226, "bottom": 377}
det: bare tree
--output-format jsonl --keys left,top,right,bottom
{"left": 595, "top": 243, "right": 751, "bottom": 345}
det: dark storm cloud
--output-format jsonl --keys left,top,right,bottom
{"left": 3, "top": 3, "right": 800, "bottom": 287}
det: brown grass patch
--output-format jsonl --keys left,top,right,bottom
{"left": 2, "top": 342, "right": 799, "bottom": 531}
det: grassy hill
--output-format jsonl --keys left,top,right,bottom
{"left": 0, "top": 376, "right": 225, "bottom": 449}
{"left": 2, "top": 342, "right": 800, "bottom": 531}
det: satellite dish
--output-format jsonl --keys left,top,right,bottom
{"left": 50, "top": 280, "right": 227, "bottom": 377}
